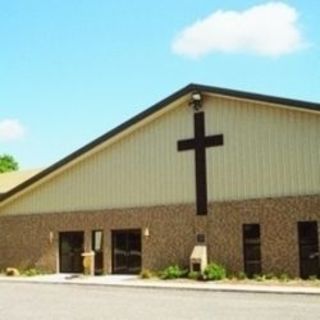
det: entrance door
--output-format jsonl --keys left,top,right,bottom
{"left": 59, "top": 231, "right": 84, "bottom": 273}
{"left": 112, "top": 230, "right": 141, "bottom": 274}
{"left": 298, "top": 221, "right": 319, "bottom": 279}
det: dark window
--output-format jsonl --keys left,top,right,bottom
{"left": 196, "top": 233, "right": 206, "bottom": 244}
{"left": 59, "top": 231, "right": 84, "bottom": 273}
{"left": 243, "top": 224, "right": 261, "bottom": 278}
{"left": 112, "top": 229, "right": 142, "bottom": 274}
{"left": 298, "top": 221, "right": 319, "bottom": 279}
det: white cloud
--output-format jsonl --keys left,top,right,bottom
{"left": 172, "top": 2, "right": 304, "bottom": 58}
{"left": 0, "top": 119, "right": 26, "bottom": 142}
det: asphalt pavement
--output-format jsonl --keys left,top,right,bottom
{"left": 0, "top": 282, "right": 319, "bottom": 320}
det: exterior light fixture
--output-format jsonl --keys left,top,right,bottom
{"left": 144, "top": 227, "right": 150, "bottom": 238}
{"left": 189, "top": 91, "right": 203, "bottom": 111}
{"left": 49, "top": 231, "right": 54, "bottom": 244}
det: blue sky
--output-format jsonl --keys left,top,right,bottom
{"left": 1, "top": 0, "right": 319, "bottom": 169}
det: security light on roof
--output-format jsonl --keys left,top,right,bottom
{"left": 190, "top": 91, "right": 203, "bottom": 111}
{"left": 191, "top": 91, "right": 202, "bottom": 101}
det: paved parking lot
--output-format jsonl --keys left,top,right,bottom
{"left": 0, "top": 282, "right": 319, "bottom": 319}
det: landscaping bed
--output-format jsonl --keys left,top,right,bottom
{"left": 140, "top": 263, "right": 320, "bottom": 287}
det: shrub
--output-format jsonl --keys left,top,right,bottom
{"left": 226, "top": 272, "right": 236, "bottom": 280}
{"left": 278, "top": 273, "right": 290, "bottom": 282}
{"left": 188, "top": 271, "right": 201, "bottom": 280}
{"left": 308, "top": 275, "right": 318, "bottom": 281}
{"left": 265, "top": 273, "right": 275, "bottom": 280}
{"left": 203, "top": 263, "right": 226, "bottom": 281}
{"left": 23, "top": 269, "right": 39, "bottom": 277}
{"left": 236, "top": 271, "right": 247, "bottom": 280}
{"left": 140, "top": 269, "right": 154, "bottom": 279}
{"left": 253, "top": 274, "right": 265, "bottom": 282}
{"left": 160, "top": 265, "right": 187, "bottom": 280}
{"left": 21, "top": 267, "right": 47, "bottom": 277}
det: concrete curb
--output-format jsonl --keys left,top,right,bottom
{"left": 1, "top": 277, "right": 320, "bottom": 296}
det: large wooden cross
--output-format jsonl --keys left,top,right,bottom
{"left": 177, "top": 111, "right": 223, "bottom": 215}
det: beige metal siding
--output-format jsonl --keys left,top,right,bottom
{"left": 1, "top": 95, "right": 319, "bottom": 215}
{"left": 206, "top": 97, "right": 320, "bottom": 201}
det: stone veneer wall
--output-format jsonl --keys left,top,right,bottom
{"left": 0, "top": 194, "right": 319, "bottom": 276}
{"left": 0, "top": 204, "right": 197, "bottom": 274}
{"left": 208, "top": 195, "right": 320, "bottom": 277}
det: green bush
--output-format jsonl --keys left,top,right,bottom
{"left": 278, "top": 273, "right": 290, "bottom": 282}
{"left": 203, "top": 263, "right": 226, "bottom": 281}
{"left": 188, "top": 271, "right": 201, "bottom": 280}
{"left": 21, "top": 268, "right": 47, "bottom": 277}
{"left": 160, "top": 265, "right": 187, "bottom": 280}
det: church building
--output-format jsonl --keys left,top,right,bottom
{"left": 0, "top": 83, "right": 319, "bottom": 278}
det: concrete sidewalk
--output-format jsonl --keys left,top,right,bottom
{"left": 1, "top": 274, "right": 320, "bottom": 296}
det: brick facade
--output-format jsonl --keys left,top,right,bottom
{"left": 0, "top": 194, "right": 319, "bottom": 277}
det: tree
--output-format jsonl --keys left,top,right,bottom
{"left": 0, "top": 154, "right": 19, "bottom": 173}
